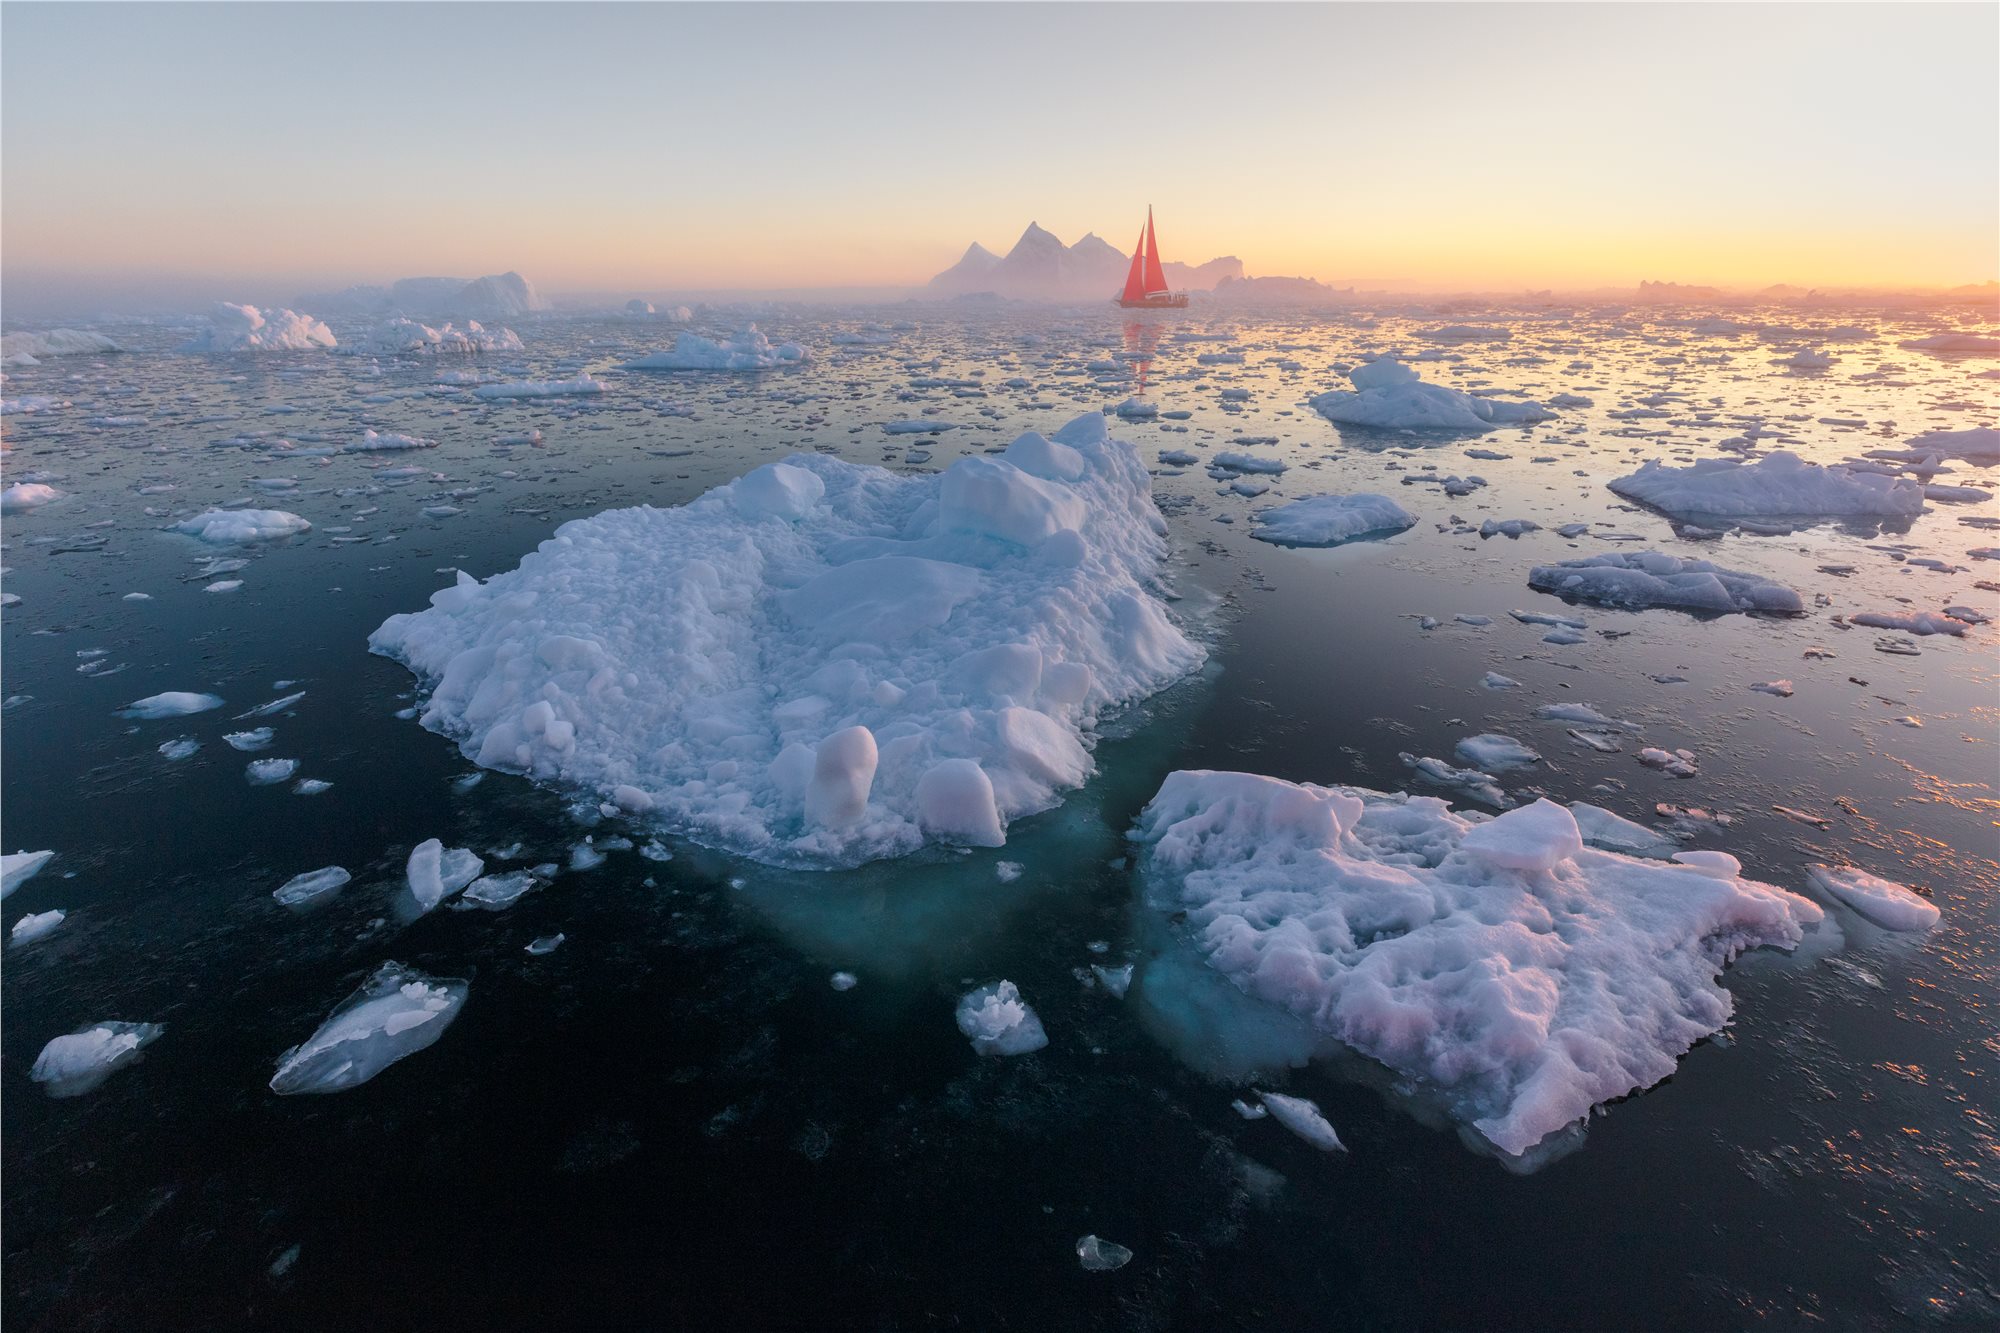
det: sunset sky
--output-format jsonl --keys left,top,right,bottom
{"left": 3, "top": 1, "right": 1995, "bottom": 308}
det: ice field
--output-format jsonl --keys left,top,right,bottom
{"left": 2, "top": 301, "right": 1996, "bottom": 1328}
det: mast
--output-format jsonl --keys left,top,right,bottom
{"left": 1120, "top": 226, "right": 1149, "bottom": 304}
{"left": 1141, "top": 205, "right": 1168, "bottom": 296}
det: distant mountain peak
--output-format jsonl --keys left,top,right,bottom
{"left": 929, "top": 221, "right": 1242, "bottom": 301}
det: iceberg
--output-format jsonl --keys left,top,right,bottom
{"left": 1, "top": 328, "right": 122, "bottom": 366}
{"left": 181, "top": 302, "right": 336, "bottom": 353}
{"left": 1, "top": 483, "right": 63, "bottom": 514}
{"left": 173, "top": 509, "right": 312, "bottom": 543}
{"left": 1609, "top": 452, "right": 1924, "bottom": 523}
{"left": 339, "top": 318, "right": 523, "bottom": 356}
{"left": 30, "top": 1022, "right": 164, "bottom": 1097}
{"left": 1132, "top": 772, "right": 1821, "bottom": 1157}
{"left": 370, "top": 415, "right": 1203, "bottom": 868}
{"left": 2, "top": 849, "right": 56, "bottom": 897}
{"left": 1527, "top": 552, "right": 1803, "bottom": 613}
{"left": 471, "top": 373, "right": 605, "bottom": 400}
{"left": 1250, "top": 493, "right": 1416, "bottom": 547}
{"left": 1310, "top": 357, "right": 1553, "bottom": 433}
{"left": 620, "top": 326, "right": 808, "bottom": 371}
{"left": 269, "top": 962, "right": 467, "bottom": 1094}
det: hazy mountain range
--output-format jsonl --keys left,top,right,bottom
{"left": 928, "top": 223, "right": 1244, "bottom": 302}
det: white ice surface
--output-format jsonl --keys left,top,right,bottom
{"left": 269, "top": 962, "right": 467, "bottom": 1094}
{"left": 174, "top": 509, "right": 312, "bottom": 543}
{"left": 31, "top": 1022, "right": 163, "bottom": 1097}
{"left": 1528, "top": 552, "right": 1802, "bottom": 613}
{"left": 620, "top": 326, "right": 808, "bottom": 371}
{"left": 955, "top": 980, "right": 1049, "bottom": 1056}
{"left": 1250, "top": 493, "right": 1417, "bottom": 547}
{"left": 1805, "top": 865, "right": 1940, "bottom": 931}
{"left": 181, "top": 303, "right": 336, "bottom": 353}
{"left": 1310, "top": 357, "right": 1552, "bottom": 432}
{"left": 1609, "top": 452, "right": 1924, "bottom": 521}
{"left": 370, "top": 414, "right": 1203, "bottom": 868}
{"left": 119, "top": 691, "right": 224, "bottom": 719}
{"left": 1132, "top": 771, "right": 1820, "bottom": 1157}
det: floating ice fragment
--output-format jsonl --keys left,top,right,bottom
{"left": 158, "top": 738, "right": 200, "bottom": 761}
{"left": 955, "top": 980, "right": 1048, "bottom": 1056}
{"left": 830, "top": 971, "right": 858, "bottom": 991}
{"left": 2, "top": 849, "right": 56, "bottom": 897}
{"left": 175, "top": 509, "right": 312, "bottom": 543}
{"left": 119, "top": 692, "right": 223, "bottom": 719}
{"left": 269, "top": 962, "right": 467, "bottom": 1094}
{"left": 274, "top": 866, "right": 351, "bottom": 906}
{"left": 1528, "top": 552, "right": 1802, "bottom": 614}
{"left": 1256, "top": 1091, "right": 1347, "bottom": 1152}
{"left": 526, "top": 934, "right": 566, "bottom": 955}
{"left": 1311, "top": 357, "right": 1552, "bottom": 431}
{"left": 1805, "top": 865, "right": 1939, "bottom": 931}
{"left": 461, "top": 870, "right": 537, "bottom": 910}
{"left": 406, "top": 839, "right": 484, "bottom": 912}
{"left": 246, "top": 758, "right": 299, "bottom": 785}
{"left": 225, "top": 727, "right": 275, "bottom": 752}
{"left": 11, "top": 908, "right": 66, "bottom": 946}
{"left": 1250, "top": 493, "right": 1416, "bottom": 547}
{"left": 1, "top": 483, "right": 63, "bottom": 513}
{"left": 1075, "top": 1235, "right": 1133, "bottom": 1272}
{"left": 1091, "top": 963, "right": 1133, "bottom": 998}
{"left": 31, "top": 1022, "right": 164, "bottom": 1096}
{"left": 1454, "top": 734, "right": 1540, "bottom": 773}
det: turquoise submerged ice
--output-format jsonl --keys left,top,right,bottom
{"left": 371, "top": 414, "right": 1204, "bottom": 868}
{"left": 1132, "top": 771, "right": 1823, "bottom": 1158}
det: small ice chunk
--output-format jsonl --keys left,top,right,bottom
{"left": 175, "top": 509, "right": 311, "bottom": 543}
{"left": 1454, "top": 733, "right": 1540, "bottom": 773}
{"left": 1091, "top": 963, "right": 1134, "bottom": 998}
{"left": 1231, "top": 1098, "right": 1269, "bottom": 1120}
{"left": 158, "top": 738, "right": 200, "bottom": 761}
{"left": 1075, "top": 1235, "right": 1133, "bottom": 1272}
{"left": 460, "top": 870, "right": 537, "bottom": 910}
{"left": 830, "top": 971, "right": 858, "bottom": 991}
{"left": 11, "top": 908, "right": 66, "bottom": 946}
{"left": 274, "top": 866, "right": 351, "bottom": 906}
{"left": 1806, "top": 865, "right": 1940, "bottom": 931}
{"left": 1527, "top": 552, "right": 1802, "bottom": 614}
{"left": 30, "top": 1021, "right": 163, "bottom": 1097}
{"left": 406, "top": 839, "right": 484, "bottom": 911}
{"left": 246, "top": 758, "right": 299, "bottom": 785}
{"left": 269, "top": 962, "right": 467, "bottom": 1094}
{"left": 525, "top": 934, "right": 566, "bottom": 955}
{"left": 1750, "top": 680, "right": 1794, "bottom": 697}
{"left": 955, "top": 980, "right": 1048, "bottom": 1056}
{"left": 225, "top": 727, "right": 275, "bottom": 751}
{"left": 119, "top": 691, "right": 223, "bottom": 719}
{"left": 1256, "top": 1091, "right": 1347, "bottom": 1152}
{"left": 1481, "top": 672, "right": 1521, "bottom": 690}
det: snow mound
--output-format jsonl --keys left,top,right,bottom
{"left": 370, "top": 414, "right": 1204, "bottom": 868}
{"left": 1132, "top": 772, "right": 1821, "bottom": 1157}
{"left": 1, "top": 328, "right": 122, "bottom": 365}
{"left": 174, "top": 509, "right": 312, "bottom": 543}
{"left": 270, "top": 962, "right": 467, "bottom": 1094}
{"left": 1805, "top": 865, "right": 1939, "bottom": 931}
{"left": 471, "top": 373, "right": 604, "bottom": 400}
{"left": 621, "top": 325, "right": 809, "bottom": 372}
{"left": 956, "top": 980, "right": 1049, "bottom": 1056}
{"left": 1251, "top": 493, "right": 1416, "bottom": 547}
{"left": 1310, "top": 357, "right": 1553, "bottom": 432}
{"left": 181, "top": 303, "right": 336, "bottom": 353}
{"left": 1528, "top": 552, "right": 1803, "bottom": 614}
{"left": 341, "top": 318, "right": 523, "bottom": 356}
{"left": 1609, "top": 452, "right": 1924, "bottom": 522}
{"left": 31, "top": 1022, "right": 163, "bottom": 1097}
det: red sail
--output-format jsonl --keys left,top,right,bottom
{"left": 1141, "top": 207, "right": 1169, "bottom": 295}
{"left": 1120, "top": 227, "right": 1149, "bottom": 303}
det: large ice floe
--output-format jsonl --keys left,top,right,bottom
{"left": 1, "top": 328, "right": 123, "bottom": 366}
{"left": 338, "top": 318, "right": 523, "bottom": 356}
{"left": 620, "top": 326, "right": 809, "bottom": 371}
{"left": 471, "top": 373, "right": 605, "bottom": 400}
{"left": 1250, "top": 493, "right": 1417, "bottom": 547}
{"left": 1528, "top": 552, "right": 1803, "bottom": 614}
{"left": 1309, "top": 357, "right": 1553, "bottom": 433}
{"left": 173, "top": 509, "right": 312, "bottom": 543}
{"left": 1609, "top": 452, "right": 1925, "bottom": 525}
{"left": 371, "top": 414, "right": 1204, "bottom": 867}
{"left": 269, "top": 962, "right": 468, "bottom": 1094}
{"left": 1131, "top": 772, "right": 1821, "bottom": 1158}
{"left": 180, "top": 302, "right": 336, "bottom": 353}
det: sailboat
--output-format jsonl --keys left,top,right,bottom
{"left": 1115, "top": 206, "right": 1188, "bottom": 309}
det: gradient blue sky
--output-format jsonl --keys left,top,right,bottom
{"left": 4, "top": 2, "right": 1995, "bottom": 303}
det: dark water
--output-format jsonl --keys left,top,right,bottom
{"left": 3, "top": 309, "right": 1995, "bottom": 1329}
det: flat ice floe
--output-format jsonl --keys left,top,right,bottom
{"left": 118, "top": 691, "right": 225, "bottom": 719}
{"left": 1250, "top": 493, "right": 1416, "bottom": 547}
{"left": 1, "top": 327, "right": 122, "bottom": 365}
{"left": 30, "top": 1022, "right": 164, "bottom": 1097}
{"left": 472, "top": 373, "right": 605, "bottom": 400}
{"left": 181, "top": 303, "right": 336, "bottom": 353}
{"left": 620, "top": 326, "right": 808, "bottom": 371}
{"left": 1310, "top": 357, "right": 1552, "bottom": 432}
{"left": 1132, "top": 772, "right": 1821, "bottom": 1158}
{"left": 371, "top": 414, "right": 1203, "bottom": 867}
{"left": 173, "top": 509, "right": 312, "bottom": 543}
{"left": 1528, "top": 552, "right": 1803, "bottom": 613}
{"left": 1805, "top": 865, "right": 1940, "bottom": 931}
{"left": 1609, "top": 452, "right": 1924, "bottom": 524}
{"left": 270, "top": 962, "right": 467, "bottom": 1094}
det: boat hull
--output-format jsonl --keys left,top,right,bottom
{"left": 1115, "top": 293, "right": 1189, "bottom": 309}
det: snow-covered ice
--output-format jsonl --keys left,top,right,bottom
{"left": 2, "top": 850, "right": 56, "bottom": 898}
{"left": 1, "top": 328, "right": 122, "bottom": 365}
{"left": 955, "top": 980, "right": 1049, "bottom": 1056}
{"left": 340, "top": 318, "right": 523, "bottom": 356}
{"left": 181, "top": 303, "right": 336, "bottom": 353}
{"left": 1528, "top": 552, "right": 1802, "bottom": 613}
{"left": 30, "top": 1022, "right": 163, "bottom": 1097}
{"left": 370, "top": 415, "right": 1202, "bottom": 868}
{"left": 1609, "top": 453, "right": 1924, "bottom": 523}
{"left": 1250, "top": 493, "right": 1416, "bottom": 547}
{"left": 1806, "top": 865, "right": 1940, "bottom": 931}
{"left": 269, "top": 962, "right": 468, "bottom": 1094}
{"left": 174, "top": 509, "right": 312, "bottom": 543}
{"left": 472, "top": 373, "right": 605, "bottom": 400}
{"left": 11, "top": 908, "right": 66, "bottom": 946}
{"left": 1310, "top": 357, "right": 1552, "bottom": 432}
{"left": 2, "top": 483, "right": 64, "bottom": 513}
{"left": 1132, "top": 772, "right": 1820, "bottom": 1157}
{"left": 119, "top": 691, "right": 224, "bottom": 719}
{"left": 620, "top": 326, "right": 808, "bottom": 372}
